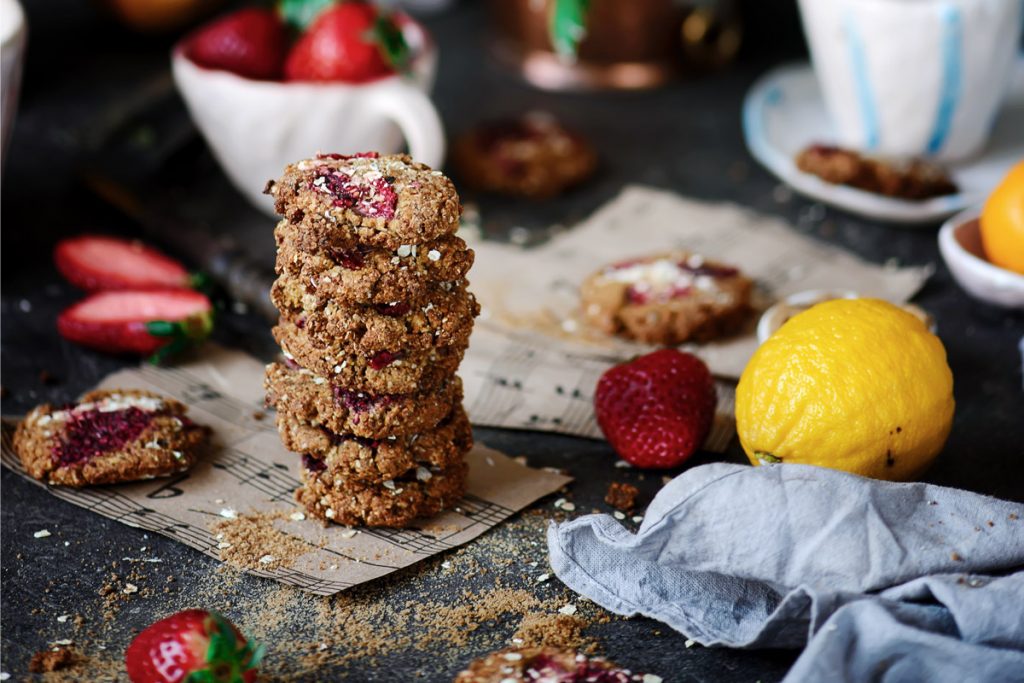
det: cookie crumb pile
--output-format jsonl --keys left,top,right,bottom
{"left": 264, "top": 152, "right": 478, "bottom": 527}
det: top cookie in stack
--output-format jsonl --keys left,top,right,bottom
{"left": 264, "top": 152, "right": 479, "bottom": 527}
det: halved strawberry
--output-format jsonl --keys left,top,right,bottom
{"left": 125, "top": 609, "right": 263, "bottom": 683}
{"left": 57, "top": 290, "right": 213, "bottom": 362}
{"left": 54, "top": 235, "right": 195, "bottom": 292}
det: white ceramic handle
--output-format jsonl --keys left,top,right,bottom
{"left": 364, "top": 79, "right": 445, "bottom": 169}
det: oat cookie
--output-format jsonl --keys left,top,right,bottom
{"left": 452, "top": 113, "right": 598, "bottom": 199}
{"left": 795, "top": 144, "right": 958, "bottom": 200}
{"left": 264, "top": 361, "right": 462, "bottom": 439}
{"left": 13, "top": 389, "right": 209, "bottom": 487}
{"left": 266, "top": 153, "right": 462, "bottom": 250}
{"left": 581, "top": 251, "right": 752, "bottom": 345}
{"left": 273, "top": 276, "right": 479, "bottom": 354}
{"left": 279, "top": 405, "right": 472, "bottom": 484}
{"left": 273, "top": 320, "right": 468, "bottom": 394}
{"left": 297, "top": 459, "right": 468, "bottom": 527}
{"left": 454, "top": 647, "right": 648, "bottom": 683}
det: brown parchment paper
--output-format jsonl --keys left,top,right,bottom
{"left": 0, "top": 346, "right": 571, "bottom": 596}
{"left": 459, "top": 186, "right": 931, "bottom": 446}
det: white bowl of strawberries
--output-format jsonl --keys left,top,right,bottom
{"left": 172, "top": 1, "right": 443, "bottom": 216}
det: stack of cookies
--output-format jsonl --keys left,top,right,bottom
{"left": 263, "top": 152, "right": 478, "bottom": 528}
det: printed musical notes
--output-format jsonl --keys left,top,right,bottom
{"left": 0, "top": 346, "right": 570, "bottom": 595}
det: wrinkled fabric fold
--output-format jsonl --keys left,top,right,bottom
{"left": 547, "top": 463, "right": 1024, "bottom": 682}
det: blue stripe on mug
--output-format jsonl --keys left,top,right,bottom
{"left": 843, "top": 10, "right": 880, "bottom": 150}
{"left": 926, "top": 4, "right": 963, "bottom": 155}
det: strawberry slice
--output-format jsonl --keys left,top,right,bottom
{"left": 125, "top": 609, "right": 263, "bottom": 683}
{"left": 57, "top": 290, "right": 214, "bottom": 362}
{"left": 54, "top": 235, "right": 194, "bottom": 292}
{"left": 187, "top": 7, "right": 288, "bottom": 80}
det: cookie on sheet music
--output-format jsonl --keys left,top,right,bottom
{"left": 297, "top": 459, "right": 468, "bottom": 528}
{"left": 278, "top": 404, "right": 472, "bottom": 484}
{"left": 13, "top": 389, "right": 210, "bottom": 487}
{"left": 453, "top": 646, "right": 649, "bottom": 683}
{"left": 580, "top": 250, "right": 753, "bottom": 345}
{"left": 272, "top": 319, "right": 469, "bottom": 395}
{"left": 265, "top": 153, "right": 462, "bottom": 251}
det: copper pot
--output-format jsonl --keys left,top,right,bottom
{"left": 490, "top": 0, "right": 741, "bottom": 91}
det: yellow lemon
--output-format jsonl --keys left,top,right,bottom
{"left": 735, "top": 298, "right": 954, "bottom": 481}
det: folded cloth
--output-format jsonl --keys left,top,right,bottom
{"left": 547, "top": 463, "right": 1024, "bottom": 682}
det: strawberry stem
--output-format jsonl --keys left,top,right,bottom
{"left": 755, "top": 451, "right": 782, "bottom": 464}
{"left": 372, "top": 13, "right": 411, "bottom": 73}
{"left": 145, "top": 310, "right": 215, "bottom": 365}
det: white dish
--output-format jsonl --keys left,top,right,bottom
{"left": 938, "top": 207, "right": 1024, "bottom": 309}
{"left": 743, "top": 60, "right": 1024, "bottom": 225}
{"left": 172, "top": 15, "right": 443, "bottom": 216}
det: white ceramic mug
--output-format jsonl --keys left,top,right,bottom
{"left": 172, "top": 17, "right": 444, "bottom": 216}
{"left": 797, "top": 0, "right": 1023, "bottom": 161}
{"left": 1, "top": 0, "right": 26, "bottom": 171}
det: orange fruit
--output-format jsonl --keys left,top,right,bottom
{"left": 979, "top": 161, "right": 1024, "bottom": 275}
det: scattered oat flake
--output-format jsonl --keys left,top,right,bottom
{"left": 289, "top": 512, "right": 306, "bottom": 521}
{"left": 340, "top": 529, "right": 358, "bottom": 539}
{"left": 219, "top": 508, "right": 237, "bottom": 519}
{"left": 685, "top": 638, "right": 696, "bottom": 648}
{"left": 33, "top": 529, "right": 51, "bottom": 538}
{"left": 123, "top": 584, "right": 139, "bottom": 594}
{"left": 560, "top": 502, "right": 576, "bottom": 512}
{"left": 614, "top": 460, "right": 632, "bottom": 468}
{"left": 56, "top": 615, "right": 70, "bottom": 623}
{"left": 613, "top": 511, "right": 626, "bottom": 520}
{"left": 503, "top": 652, "right": 524, "bottom": 661}
{"left": 318, "top": 643, "right": 329, "bottom": 652}
{"left": 441, "top": 561, "right": 452, "bottom": 569}
{"left": 52, "top": 640, "right": 73, "bottom": 646}
{"left": 554, "top": 498, "right": 567, "bottom": 509}
{"left": 632, "top": 516, "right": 644, "bottom": 524}
{"left": 259, "top": 555, "right": 276, "bottom": 564}
{"left": 642, "top": 675, "right": 663, "bottom": 683}
{"left": 536, "top": 573, "right": 551, "bottom": 583}
{"left": 217, "top": 542, "right": 232, "bottom": 550}
{"left": 558, "top": 604, "right": 577, "bottom": 616}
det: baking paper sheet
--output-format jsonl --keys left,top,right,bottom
{"left": 460, "top": 186, "right": 930, "bottom": 444}
{"left": 0, "top": 346, "right": 570, "bottom": 596}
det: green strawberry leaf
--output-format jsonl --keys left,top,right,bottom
{"left": 550, "top": 0, "right": 591, "bottom": 58}
{"left": 278, "top": 0, "right": 335, "bottom": 31}
{"left": 371, "top": 13, "right": 411, "bottom": 73}
{"left": 145, "top": 311, "right": 215, "bottom": 365}
{"left": 145, "top": 320, "right": 178, "bottom": 337}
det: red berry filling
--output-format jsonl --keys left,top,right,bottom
{"left": 52, "top": 407, "right": 155, "bottom": 467}
{"left": 330, "top": 246, "right": 368, "bottom": 270}
{"left": 368, "top": 350, "right": 400, "bottom": 370}
{"left": 527, "top": 654, "right": 637, "bottom": 682}
{"left": 333, "top": 387, "right": 396, "bottom": 413}
{"left": 374, "top": 301, "right": 411, "bottom": 317}
{"left": 302, "top": 454, "right": 326, "bottom": 473}
{"left": 311, "top": 166, "right": 397, "bottom": 219}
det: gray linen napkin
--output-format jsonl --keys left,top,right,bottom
{"left": 547, "top": 463, "right": 1024, "bottom": 682}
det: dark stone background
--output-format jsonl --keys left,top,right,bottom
{"left": 2, "top": 1, "right": 1021, "bottom": 680}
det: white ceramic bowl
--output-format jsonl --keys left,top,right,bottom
{"left": 938, "top": 207, "right": 1024, "bottom": 308}
{"left": 172, "top": 16, "right": 444, "bottom": 216}
{"left": 757, "top": 290, "right": 936, "bottom": 342}
{"left": 1, "top": 0, "right": 26, "bottom": 170}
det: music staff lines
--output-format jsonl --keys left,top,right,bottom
{"left": 138, "top": 365, "right": 275, "bottom": 432}
{"left": 210, "top": 448, "right": 299, "bottom": 502}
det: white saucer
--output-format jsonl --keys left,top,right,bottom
{"left": 742, "top": 60, "right": 1024, "bottom": 226}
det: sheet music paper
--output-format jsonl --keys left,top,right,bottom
{"left": 460, "top": 186, "right": 930, "bottom": 447}
{"left": 0, "top": 346, "right": 570, "bottom": 596}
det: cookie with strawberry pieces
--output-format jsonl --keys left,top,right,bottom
{"left": 454, "top": 646, "right": 653, "bottom": 683}
{"left": 14, "top": 390, "right": 209, "bottom": 487}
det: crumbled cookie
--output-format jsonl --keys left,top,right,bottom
{"left": 297, "top": 459, "right": 468, "bottom": 527}
{"left": 29, "top": 645, "right": 77, "bottom": 673}
{"left": 452, "top": 113, "right": 598, "bottom": 199}
{"left": 795, "top": 144, "right": 958, "bottom": 200}
{"left": 13, "top": 389, "right": 209, "bottom": 487}
{"left": 454, "top": 646, "right": 649, "bottom": 682}
{"left": 273, "top": 278, "right": 479, "bottom": 355}
{"left": 605, "top": 482, "right": 640, "bottom": 512}
{"left": 264, "top": 361, "right": 462, "bottom": 439}
{"left": 267, "top": 153, "right": 462, "bottom": 250}
{"left": 581, "top": 251, "right": 752, "bottom": 345}
{"left": 273, "top": 320, "right": 469, "bottom": 394}
{"left": 279, "top": 405, "right": 472, "bottom": 484}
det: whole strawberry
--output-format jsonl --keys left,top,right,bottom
{"left": 188, "top": 8, "right": 287, "bottom": 80}
{"left": 126, "top": 609, "right": 263, "bottom": 683}
{"left": 595, "top": 349, "right": 717, "bottom": 469}
{"left": 284, "top": 2, "right": 402, "bottom": 83}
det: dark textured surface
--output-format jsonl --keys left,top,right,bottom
{"left": 2, "top": 1, "right": 1023, "bottom": 681}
